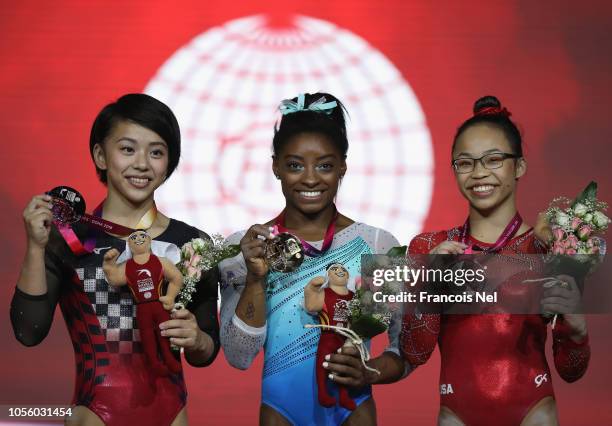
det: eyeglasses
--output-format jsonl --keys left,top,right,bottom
{"left": 451, "top": 152, "right": 519, "bottom": 174}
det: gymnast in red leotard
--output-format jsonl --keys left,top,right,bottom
{"left": 400, "top": 96, "right": 590, "bottom": 426}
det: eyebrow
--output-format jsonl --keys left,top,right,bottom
{"left": 115, "top": 137, "right": 168, "bottom": 147}
{"left": 455, "top": 148, "right": 504, "bottom": 157}
{"left": 284, "top": 154, "right": 337, "bottom": 161}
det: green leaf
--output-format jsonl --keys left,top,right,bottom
{"left": 350, "top": 316, "right": 388, "bottom": 339}
{"left": 572, "top": 181, "right": 598, "bottom": 207}
{"left": 386, "top": 245, "right": 407, "bottom": 257}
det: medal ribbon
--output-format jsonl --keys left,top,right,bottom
{"left": 460, "top": 212, "right": 523, "bottom": 253}
{"left": 274, "top": 207, "right": 338, "bottom": 257}
{"left": 56, "top": 201, "right": 157, "bottom": 256}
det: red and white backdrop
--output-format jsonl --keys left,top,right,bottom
{"left": 2, "top": 1, "right": 611, "bottom": 424}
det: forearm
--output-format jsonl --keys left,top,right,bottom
{"left": 165, "top": 281, "right": 183, "bottom": 301}
{"left": 17, "top": 245, "right": 47, "bottom": 295}
{"left": 235, "top": 273, "right": 267, "bottom": 327}
{"left": 366, "top": 351, "right": 407, "bottom": 385}
{"left": 304, "top": 285, "right": 325, "bottom": 313}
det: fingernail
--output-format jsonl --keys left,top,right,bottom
{"left": 161, "top": 331, "right": 166, "bottom": 336}
{"left": 337, "top": 348, "right": 342, "bottom": 354}
{"left": 269, "top": 233, "right": 275, "bottom": 239}
{"left": 268, "top": 226, "right": 274, "bottom": 232}
{"left": 328, "top": 374, "right": 334, "bottom": 380}
{"left": 159, "top": 324, "right": 165, "bottom": 330}
{"left": 325, "top": 354, "right": 331, "bottom": 361}
{"left": 322, "top": 362, "right": 329, "bottom": 368}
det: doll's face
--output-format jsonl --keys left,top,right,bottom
{"left": 128, "top": 230, "right": 151, "bottom": 256}
{"left": 327, "top": 263, "right": 349, "bottom": 287}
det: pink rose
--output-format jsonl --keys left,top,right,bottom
{"left": 570, "top": 217, "right": 582, "bottom": 231}
{"left": 566, "top": 234, "right": 579, "bottom": 249}
{"left": 552, "top": 227, "right": 565, "bottom": 242}
{"left": 552, "top": 242, "right": 566, "bottom": 255}
{"left": 577, "top": 225, "right": 593, "bottom": 241}
{"left": 185, "top": 245, "right": 195, "bottom": 258}
{"left": 565, "top": 248, "right": 577, "bottom": 255}
{"left": 586, "top": 238, "right": 594, "bottom": 248}
{"left": 354, "top": 276, "right": 362, "bottom": 290}
{"left": 187, "top": 266, "right": 199, "bottom": 279}
{"left": 190, "top": 254, "right": 202, "bottom": 267}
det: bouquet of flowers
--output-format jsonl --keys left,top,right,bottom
{"left": 529, "top": 181, "right": 610, "bottom": 327}
{"left": 176, "top": 235, "right": 240, "bottom": 306}
{"left": 349, "top": 250, "right": 405, "bottom": 339}
{"left": 545, "top": 181, "right": 609, "bottom": 275}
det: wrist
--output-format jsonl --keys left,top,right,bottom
{"left": 246, "top": 272, "right": 266, "bottom": 288}
{"left": 25, "top": 243, "right": 45, "bottom": 259}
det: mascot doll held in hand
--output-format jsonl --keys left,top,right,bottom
{"left": 103, "top": 230, "right": 184, "bottom": 376}
{"left": 304, "top": 262, "right": 356, "bottom": 410}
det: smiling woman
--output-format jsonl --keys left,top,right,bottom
{"left": 400, "top": 95, "right": 591, "bottom": 426}
{"left": 11, "top": 94, "right": 221, "bottom": 426}
{"left": 219, "top": 92, "right": 409, "bottom": 426}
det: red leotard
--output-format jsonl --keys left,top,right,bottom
{"left": 316, "top": 287, "right": 356, "bottom": 410}
{"left": 401, "top": 228, "right": 590, "bottom": 426}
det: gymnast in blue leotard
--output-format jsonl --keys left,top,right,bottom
{"left": 219, "top": 93, "right": 410, "bottom": 425}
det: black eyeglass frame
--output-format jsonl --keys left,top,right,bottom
{"left": 451, "top": 152, "right": 520, "bottom": 173}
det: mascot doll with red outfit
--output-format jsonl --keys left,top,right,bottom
{"left": 103, "top": 230, "right": 184, "bottom": 376}
{"left": 304, "top": 262, "right": 356, "bottom": 410}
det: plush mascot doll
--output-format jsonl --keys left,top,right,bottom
{"left": 304, "top": 262, "right": 356, "bottom": 410}
{"left": 103, "top": 230, "right": 183, "bottom": 376}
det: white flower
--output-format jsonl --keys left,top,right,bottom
{"left": 573, "top": 203, "right": 588, "bottom": 217}
{"left": 593, "top": 211, "right": 610, "bottom": 229}
{"left": 192, "top": 238, "right": 206, "bottom": 251}
{"left": 583, "top": 213, "right": 593, "bottom": 224}
{"left": 555, "top": 211, "right": 571, "bottom": 227}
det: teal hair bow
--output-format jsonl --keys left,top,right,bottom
{"left": 279, "top": 93, "right": 337, "bottom": 115}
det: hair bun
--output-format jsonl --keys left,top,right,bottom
{"left": 473, "top": 95, "right": 502, "bottom": 114}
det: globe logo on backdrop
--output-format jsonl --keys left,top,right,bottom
{"left": 145, "top": 15, "right": 433, "bottom": 242}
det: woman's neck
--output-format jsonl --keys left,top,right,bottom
{"left": 282, "top": 203, "right": 336, "bottom": 239}
{"left": 468, "top": 196, "right": 521, "bottom": 243}
{"left": 102, "top": 191, "right": 156, "bottom": 229}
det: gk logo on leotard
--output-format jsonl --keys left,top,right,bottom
{"left": 535, "top": 373, "right": 548, "bottom": 387}
{"left": 440, "top": 384, "right": 454, "bottom": 395}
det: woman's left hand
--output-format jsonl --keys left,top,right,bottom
{"left": 541, "top": 274, "right": 587, "bottom": 341}
{"left": 160, "top": 307, "right": 207, "bottom": 353}
{"left": 323, "top": 345, "right": 376, "bottom": 388}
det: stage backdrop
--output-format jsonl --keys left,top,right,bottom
{"left": 2, "top": 1, "right": 612, "bottom": 424}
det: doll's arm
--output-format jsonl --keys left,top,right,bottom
{"left": 102, "top": 249, "right": 127, "bottom": 286}
{"left": 304, "top": 276, "right": 326, "bottom": 313}
{"left": 160, "top": 257, "right": 184, "bottom": 304}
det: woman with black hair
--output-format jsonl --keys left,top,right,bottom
{"left": 11, "top": 94, "right": 220, "bottom": 426}
{"left": 400, "top": 96, "right": 591, "bottom": 426}
{"left": 219, "top": 93, "right": 409, "bottom": 425}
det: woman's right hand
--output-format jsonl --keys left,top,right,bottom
{"left": 240, "top": 224, "right": 275, "bottom": 280}
{"left": 429, "top": 241, "right": 468, "bottom": 255}
{"left": 23, "top": 194, "right": 54, "bottom": 249}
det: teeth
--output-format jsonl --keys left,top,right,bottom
{"left": 300, "top": 191, "right": 321, "bottom": 197}
{"left": 473, "top": 185, "right": 494, "bottom": 193}
{"left": 129, "top": 177, "right": 149, "bottom": 186}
